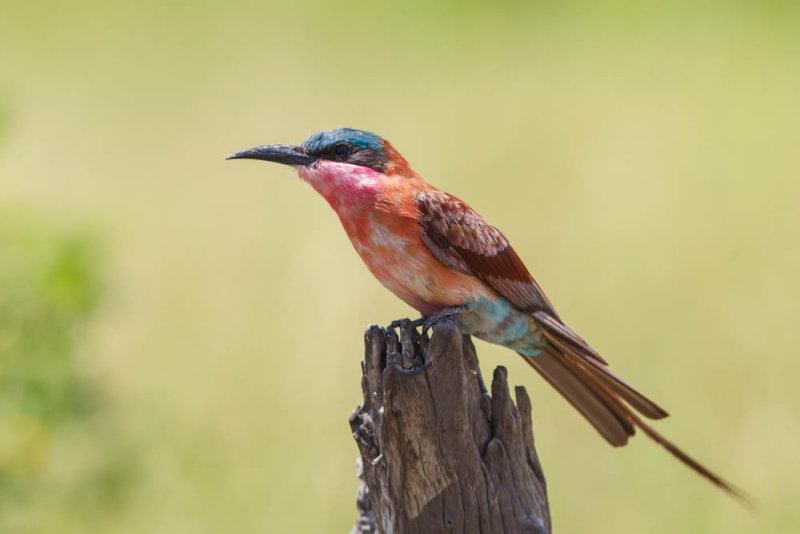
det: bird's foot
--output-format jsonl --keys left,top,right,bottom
{"left": 420, "top": 305, "right": 468, "bottom": 336}
{"left": 384, "top": 307, "right": 466, "bottom": 370}
{"left": 387, "top": 305, "right": 467, "bottom": 337}
{"left": 388, "top": 317, "right": 424, "bottom": 331}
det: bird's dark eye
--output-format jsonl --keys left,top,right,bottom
{"left": 334, "top": 144, "right": 350, "bottom": 158}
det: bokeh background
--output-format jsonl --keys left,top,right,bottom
{"left": 1, "top": 1, "right": 799, "bottom": 532}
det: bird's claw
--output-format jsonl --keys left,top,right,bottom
{"left": 420, "top": 305, "right": 468, "bottom": 336}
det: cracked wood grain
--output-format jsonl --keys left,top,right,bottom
{"left": 349, "top": 316, "right": 550, "bottom": 534}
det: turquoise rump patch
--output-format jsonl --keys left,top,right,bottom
{"left": 461, "top": 296, "right": 547, "bottom": 357}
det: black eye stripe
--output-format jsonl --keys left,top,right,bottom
{"left": 306, "top": 144, "right": 385, "bottom": 173}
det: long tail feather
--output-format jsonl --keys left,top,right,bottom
{"left": 533, "top": 310, "right": 668, "bottom": 419}
{"left": 520, "top": 347, "right": 633, "bottom": 446}
{"left": 630, "top": 407, "right": 753, "bottom": 507}
{"left": 523, "top": 315, "right": 751, "bottom": 504}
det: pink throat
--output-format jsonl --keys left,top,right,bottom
{"left": 296, "top": 161, "right": 382, "bottom": 211}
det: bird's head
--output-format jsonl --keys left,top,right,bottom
{"left": 226, "top": 127, "right": 412, "bottom": 176}
{"left": 227, "top": 128, "right": 414, "bottom": 208}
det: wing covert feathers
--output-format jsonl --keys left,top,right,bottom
{"left": 415, "top": 190, "right": 560, "bottom": 318}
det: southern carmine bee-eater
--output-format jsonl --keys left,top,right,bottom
{"left": 227, "top": 127, "right": 746, "bottom": 502}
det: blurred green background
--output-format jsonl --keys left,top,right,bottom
{"left": 1, "top": 1, "right": 798, "bottom": 532}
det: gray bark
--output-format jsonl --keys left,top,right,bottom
{"left": 349, "top": 316, "right": 551, "bottom": 534}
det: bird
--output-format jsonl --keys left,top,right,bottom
{"left": 227, "top": 127, "right": 746, "bottom": 502}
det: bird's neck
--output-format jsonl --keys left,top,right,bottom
{"left": 297, "top": 160, "right": 425, "bottom": 246}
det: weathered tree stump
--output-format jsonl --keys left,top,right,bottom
{"left": 349, "top": 316, "right": 551, "bottom": 534}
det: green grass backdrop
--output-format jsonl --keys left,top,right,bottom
{"left": 1, "top": 1, "right": 798, "bottom": 532}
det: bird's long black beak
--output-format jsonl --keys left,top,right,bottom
{"left": 225, "top": 144, "right": 316, "bottom": 166}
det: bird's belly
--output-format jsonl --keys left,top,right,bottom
{"left": 349, "top": 222, "right": 546, "bottom": 355}
{"left": 350, "top": 225, "right": 488, "bottom": 316}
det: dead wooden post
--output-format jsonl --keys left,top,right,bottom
{"left": 349, "top": 316, "right": 551, "bottom": 534}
